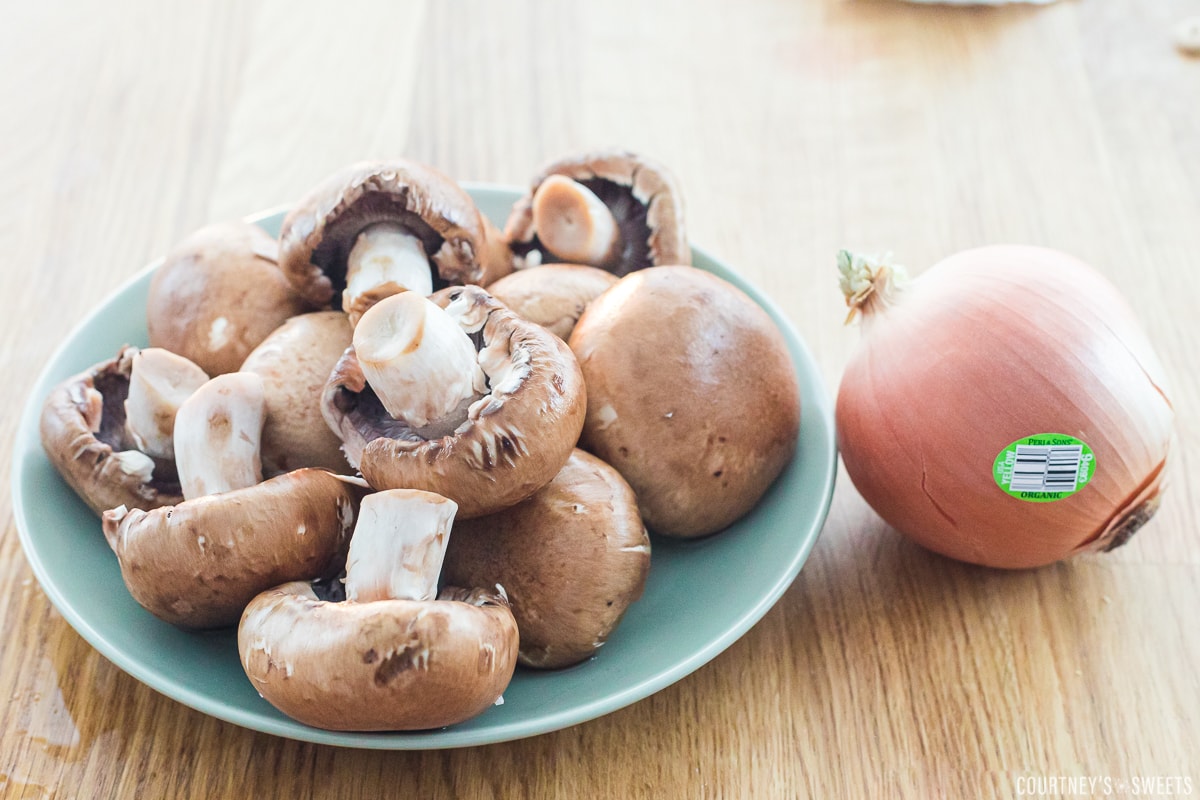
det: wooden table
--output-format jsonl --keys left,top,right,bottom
{"left": 3, "top": 1, "right": 1197, "bottom": 797}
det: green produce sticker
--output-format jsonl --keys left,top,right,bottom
{"left": 993, "top": 434, "right": 1095, "bottom": 503}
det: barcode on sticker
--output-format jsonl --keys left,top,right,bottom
{"left": 1009, "top": 445, "right": 1082, "bottom": 492}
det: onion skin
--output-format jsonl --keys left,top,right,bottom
{"left": 836, "top": 246, "right": 1173, "bottom": 569}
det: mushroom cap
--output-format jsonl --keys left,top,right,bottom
{"left": 277, "top": 160, "right": 512, "bottom": 309}
{"left": 485, "top": 264, "right": 619, "bottom": 341}
{"left": 322, "top": 286, "right": 586, "bottom": 519}
{"left": 39, "top": 346, "right": 182, "bottom": 515}
{"left": 147, "top": 221, "right": 307, "bottom": 375}
{"left": 442, "top": 449, "right": 650, "bottom": 669}
{"left": 503, "top": 149, "right": 690, "bottom": 275}
{"left": 238, "top": 583, "right": 518, "bottom": 731}
{"left": 239, "top": 311, "right": 354, "bottom": 475}
{"left": 568, "top": 266, "right": 801, "bottom": 538}
{"left": 101, "top": 469, "right": 365, "bottom": 629}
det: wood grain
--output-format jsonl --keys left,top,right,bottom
{"left": 2, "top": 1, "right": 1198, "bottom": 797}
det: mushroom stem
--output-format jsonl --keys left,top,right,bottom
{"left": 124, "top": 348, "right": 210, "bottom": 460}
{"left": 531, "top": 175, "right": 622, "bottom": 265}
{"left": 174, "top": 373, "right": 266, "bottom": 500}
{"left": 343, "top": 222, "right": 433, "bottom": 324}
{"left": 344, "top": 489, "right": 458, "bottom": 603}
{"left": 353, "top": 292, "right": 486, "bottom": 436}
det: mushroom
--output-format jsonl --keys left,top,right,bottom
{"left": 504, "top": 149, "right": 690, "bottom": 275}
{"left": 322, "top": 285, "right": 586, "bottom": 519}
{"left": 239, "top": 311, "right": 353, "bottom": 475}
{"left": 238, "top": 489, "right": 518, "bottom": 731}
{"left": 568, "top": 266, "right": 801, "bottom": 538}
{"left": 40, "top": 346, "right": 188, "bottom": 514}
{"left": 485, "top": 264, "right": 618, "bottom": 341}
{"left": 442, "top": 449, "right": 650, "bottom": 669}
{"left": 147, "top": 220, "right": 308, "bottom": 375}
{"left": 277, "top": 160, "right": 513, "bottom": 325}
{"left": 101, "top": 469, "right": 365, "bottom": 629}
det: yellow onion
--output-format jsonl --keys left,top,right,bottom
{"left": 835, "top": 246, "right": 1173, "bottom": 569}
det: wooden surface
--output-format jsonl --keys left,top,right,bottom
{"left": 2, "top": 1, "right": 1198, "bottom": 797}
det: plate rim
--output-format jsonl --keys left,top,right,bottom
{"left": 11, "top": 184, "right": 837, "bottom": 749}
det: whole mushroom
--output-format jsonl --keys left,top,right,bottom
{"left": 40, "top": 346, "right": 209, "bottom": 514}
{"left": 147, "top": 220, "right": 307, "bottom": 375}
{"left": 442, "top": 449, "right": 650, "bottom": 668}
{"left": 485, "top": 264, "right": 618, "bottom": 341}
{"left": 322, "top": 285, "right": 586, "bottom": 519}
{"left": 504, "top": 149, "right": 690, "bottom": 275}
{"left": 277, "top": 159, "right": 512, "bottom": 325}
{"left": 102, "top": 469, "right": 365, "bottom": 629}
{"left": 239, "top": 311, "right": 354, "bottom": 475}
{"left": 238, "top": 489, "right": 519, "bottom": 731}
{"left": 569, "top": 266, "right": 801, "bottom": 538}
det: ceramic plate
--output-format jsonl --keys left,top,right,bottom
{"left": 12, "top": 185, "right": 837, "bottom": 749}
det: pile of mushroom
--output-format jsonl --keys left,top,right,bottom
{"left": 39, "top": 149, "right": 802, "bottom": 731}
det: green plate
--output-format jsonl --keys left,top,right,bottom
{"left": 12, "top": 185, "right": 836, "bottom": 749}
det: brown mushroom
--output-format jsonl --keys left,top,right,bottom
{"left": 504, "top": 149, "right": 690, "bottom": 275}
{"left": 239, "top": 311, "right": 354, "bottom": 475}
{"left": 238, "top": 489, "right": 518, "bottom": 731}
{"left": 277, "top": 160, "right": 512, "bottom": 324}
{"left": 147, "top": 221, "right": 307, "bottom": 375}
{"left": 322, "top": 286, "right": 586, "bottom": 519}
{"left": 442, "top": 449, "right": 650, "bottom": 668}
{"left": 485, "top": 264, "right": 619, "bottom": 341}
{"left": 568, "top": 266, "right": 801, "bottom": 538}
{"left": 102, "top": 469, "right": 365, "bottom": 629}
{"left": 40, "top": 346, "right": 190, "bottom": 515}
